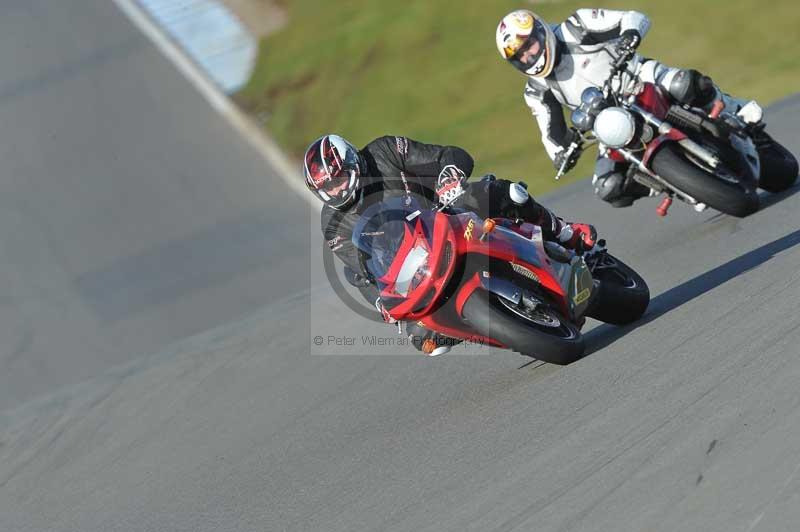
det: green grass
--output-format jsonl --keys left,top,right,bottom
{"left": 235, "top": 0, "right": 800, "bottom": 195}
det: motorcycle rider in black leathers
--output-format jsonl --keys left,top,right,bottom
{"left": 304, "top": 134, "right": 597, "bottom": 355}
{"left": 495, "top": 8, "right": 796, "bottom": 207}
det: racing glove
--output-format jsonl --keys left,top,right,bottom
{"left": 435, "top": 165, "right": 467, "bottom": 206}
{"left": 344, "top": 266, "right": 371, "bottom": 288}
{"left": 557, "top": 221, "right": 598, "bottom": 250}
{"left": 615, "top": 29, "right": 641, "bottom": 58}
{"left": 553, "top": 146, "right": 582, "bottom": 174}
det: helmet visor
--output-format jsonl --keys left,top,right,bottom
{"left": 305, "top": 137, "right": 360, "bottom": 198}
{"left": 322, "top": 169, "right": 356, "bottom": 198}
{"left": 307, "top": 163, "right": 353, "bottom": 198}
{"left": 509, "top": 22, "right": 549, "bottom": 74}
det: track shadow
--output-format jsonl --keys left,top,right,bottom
{"left": 584, "top": 228, "right": 800, "bottom": 355}
{"left": 758, "top": 182, "right": 800, "bottom": 210}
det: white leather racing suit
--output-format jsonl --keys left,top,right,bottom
{"left": 522, "top": 9, "right": 750, "bottom": 204}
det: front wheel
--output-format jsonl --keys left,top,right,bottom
{"left": 586, "top": 253, "right": 650, "bottom": 325}
{"left": 758, "top": 138, "right": 799, "bottom": 193}
{"left": 651, "top": 143, "right": 759, "bottom": 217}
{"left": 461, "top": 290, "right": 585, "bottom": 365}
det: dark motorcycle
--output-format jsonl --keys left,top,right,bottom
{"left": 353, "top": 196, "right": 649, "bottom": 364}
{"left": 557, "top": 52, "right": 799, "bottom": 217}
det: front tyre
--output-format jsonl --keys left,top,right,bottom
{"left": 461, "top": 290, "right": 585, "bottom": 365}
{"left": 651, "top": 143, "right": 759, "bottom": 217}
{"left": 758, "top": 139, "right": 799, "bottom": 193}
{"left": 586, "top": 253, "right": 650, "bottom": 325}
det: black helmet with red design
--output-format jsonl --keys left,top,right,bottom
{"left": 496, "top": 10, "right": 557, "bottom": 78}
{"left": 303, "top": 134, "right": 363, "bottom": 210}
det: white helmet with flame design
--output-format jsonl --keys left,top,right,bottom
{"left": 496, "top": 10, "right": 557, "bottom": 78}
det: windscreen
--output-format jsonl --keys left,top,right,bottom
{"left": 352, "top": 196, "right": 436, "bottom": 288}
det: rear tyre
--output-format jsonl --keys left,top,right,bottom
{"left": 461, "top": 290, "right": 585, "bottom": 365}
{"left": 586, "top": 254, "right": 650, "bottom": 325}
{"left": 651, "top": 143, "right": 759, "bottom": 217}
{"left": 758, "top": 140, "right": 799, "bottom": 193}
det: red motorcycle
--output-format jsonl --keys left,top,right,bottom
{"left": 558, "top": 53, "right": 798, "bottom": 217}
{"left": 353, "top": 196, "right": 649, "bottom": 364}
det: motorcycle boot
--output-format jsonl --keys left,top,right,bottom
{"left": 593, "top": 161, "right": 651, "bottom": 207}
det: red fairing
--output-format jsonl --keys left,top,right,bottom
{"left": 635, "top": 83, "right": 688, "bottom": 166}
{"left": 608, "top": 149, "right": 626, "bottom": 163}
{"left": 636, "top": 83, "right": 671, "bottom": 120}
{"left": 451, "top": 216, "right": 566, "bottom": 302}
{"left": 379, "top": 208, "right": 573, "bottom": 344}
{"left": 381, "top": 211, "right": 458, "bottom": 322}
{"left": 507, "top": 222, "right": 568, "bottom": 303}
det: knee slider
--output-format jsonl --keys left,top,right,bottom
{"left": 694, "top": 73, "right": 716, "bottom": 106}
{"left": 669, "top": 69, "right": 716, "bottom": 108}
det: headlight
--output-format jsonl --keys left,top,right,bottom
{"left": 580, "top": 87, "right": 605, "bottom": 112}
{"left": 394, "top": 244, "right": 429, "bottom": 297}
{"left": 573, "top": 87, "right": 608, "bottom": 132}
{"left": 593, "top": 107, "right": 637, "bottom": 149}
{"left": 570, "top": 108, "right": 594, "bottom": 133}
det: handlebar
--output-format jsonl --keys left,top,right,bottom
{"left": 612, "top": 49, "right": 634, "bottom": 72}
{"left": 554, "top": 51, "right": 636, "bottom": 181}
{"left": 602, "top": 49, "right": 636, "bottom": 97}
{"left": 555, "top": 132, "right": 586, "bottom": 180}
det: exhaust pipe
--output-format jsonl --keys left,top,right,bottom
{"left": 677, "top": 138, "right": 720, "bottom": 168}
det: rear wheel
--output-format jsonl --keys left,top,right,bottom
{"left": 461, "top": 290, "right": 584, "bottom": 365}
{"left": 758, "top": 139, "right": 799, "bottom": 193}
{"left": 651, "top": 143, "right": 759, "bottom": 217}
{"left": 586, "top": 253, "right": 650, "bottom": 325}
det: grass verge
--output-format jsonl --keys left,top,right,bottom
{"left": 235, "top": 0, "right": 800, "bottom": 195}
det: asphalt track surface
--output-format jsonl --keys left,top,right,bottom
{"left": 1, "top": 3, "right": 800, "bottom": 532}
{"left": 0, "top": 0, "right": 309, "bottom": 411}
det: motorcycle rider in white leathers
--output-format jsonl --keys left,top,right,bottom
{"left": 496, "top": 8, "right": 767, "bottom": 207}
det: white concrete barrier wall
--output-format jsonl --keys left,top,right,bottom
{"left": 137, "top": 0, "right": 256, "bottom": 93}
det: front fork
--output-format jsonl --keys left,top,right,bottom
{"left": 608, "top": 142, "right": 703, "bottom": 209}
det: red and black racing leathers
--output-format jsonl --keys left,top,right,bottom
{"left": 321, "top": 135, "right": 562, "bottom": 283}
